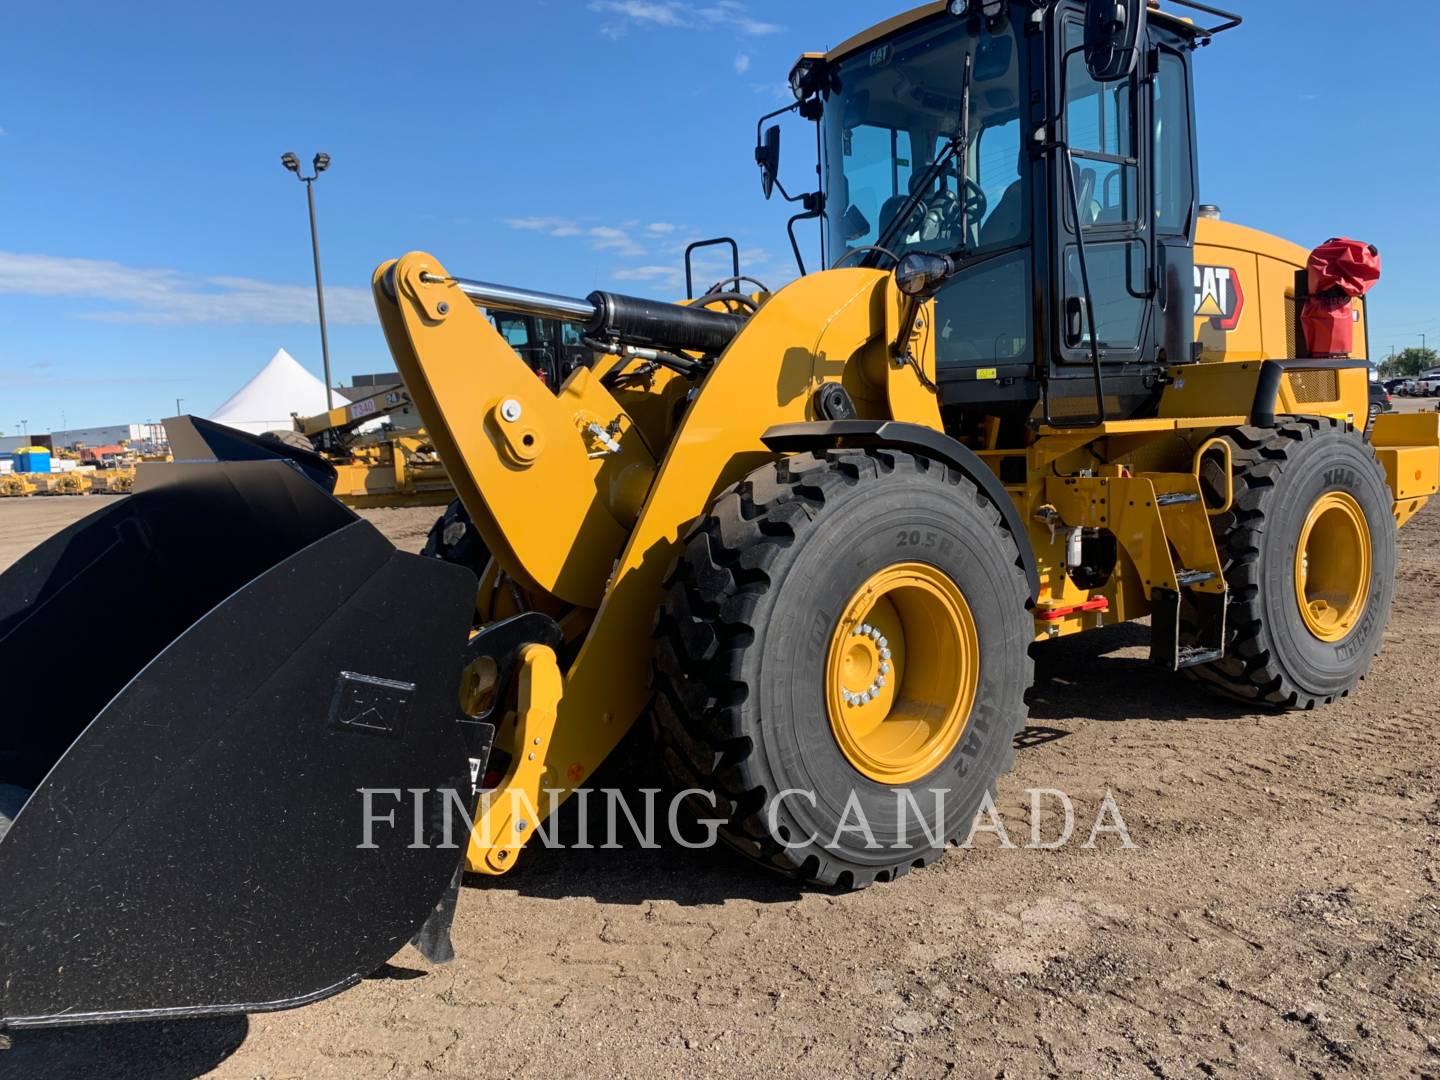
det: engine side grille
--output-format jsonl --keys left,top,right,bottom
{"left": 1286, "top": 369, "right": 1339, "bottom": 403}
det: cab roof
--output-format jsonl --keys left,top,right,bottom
{"left": 822, "top": 1, "right": 1227, "bottom": 66}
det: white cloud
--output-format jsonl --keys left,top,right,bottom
{"left": 700, "top": 2, "right": 782, "bottom": 36}
{"left": 589, "top": 0, "right": 782, "bottom": 38}
{"left": 588, "top": 226, "right": 645, "bottom": 256}
{"left": 2, "top": 367, "right": 184, "bottom": 388}
{"left": 734, "top": 51, "right": 751, "bottom": 75}
{"left": 0, "top": 250, "right": 375, "bottom": 326}
{"left": 502, "top": 217, "right": 651, "bottom": 257}
{"left": 503, "top": 215, "right": 585, "bottom": 237}
{"left": 645, "top": 222, "right": 679, "bottom": 235}
{"left": 589, "top": 0, "right": 686, "bottom": 31}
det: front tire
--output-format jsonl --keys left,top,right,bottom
{"left": 423, "top": 498, "right": 491, "bottom": 576}
{"left": 651, "top": 449, "right": 1033, "bottom": 888}
{"left": 1191, "top": 418, "right": 1396, "bottom": 708}
{"left": 0, "top": 784, "right": 30, "bottom": 843}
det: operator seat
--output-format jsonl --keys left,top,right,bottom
{"left": 980, "top": 179, "right": 1023, "bottom": 247}
{"left": 978, "top": 145, "right": 1026, "bottom": 247}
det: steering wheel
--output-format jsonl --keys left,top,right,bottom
{"left": 936, "top": 178, "right": 988, "bottom": 242}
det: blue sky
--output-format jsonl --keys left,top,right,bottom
{"left": 2, "top": 1, "right": 1437, "bottom": 433}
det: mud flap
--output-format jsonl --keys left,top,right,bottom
{"left": 0, "top": 449, "right": 480, "bottom": 1030}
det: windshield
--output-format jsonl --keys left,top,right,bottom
{"left": 823, "top": 11, "right": 1025, "bottom": 266}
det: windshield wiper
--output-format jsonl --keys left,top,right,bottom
{"left": 864, "top": 51, "right": 973, "bottom": 269}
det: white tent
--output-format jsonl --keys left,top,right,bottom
{"left": 209, "top": 349, "right": 330, "bottom": 435}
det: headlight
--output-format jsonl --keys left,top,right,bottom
{"left": 788, "top": 56, "right": 827, "bottom": 101}
{"left": 895, "top": 252, "right": 957, "bottom": 298}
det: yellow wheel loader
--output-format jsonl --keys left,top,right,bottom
{"left": 2, "top": 0, "right": 1437, "bottom": 1036}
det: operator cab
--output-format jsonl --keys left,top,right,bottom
{"left": 488, "top": 310, "right": 591, "bottom": 388}
{"left": 771, "top": 1, "right": 1236, "bottom": 427}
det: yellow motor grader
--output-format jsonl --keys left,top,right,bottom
{"left": 2, "top": 0, "right": 1436, "bottom": 1036}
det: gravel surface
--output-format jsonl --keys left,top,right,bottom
{"left": 1, "top": 447, "right": 1437, "bottom": 1078}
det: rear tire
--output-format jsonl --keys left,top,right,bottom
{"left": 651, "top": 449, "right": 1033, "bottom": 888}
{"left": 1190, "top": 418, "right": 1395, "bottom": 708}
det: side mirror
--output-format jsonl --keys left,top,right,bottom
{"left": 756, "top": 125, "right": 781, "bottom": 200}
{"left": 1083, "top": 0, "right": 1146, "bottom": 82}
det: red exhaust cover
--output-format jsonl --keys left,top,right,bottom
{"left": 1302, "top": 237, "right": 1380, "bottom": 357}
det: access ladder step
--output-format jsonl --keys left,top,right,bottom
{"left": 1176, "top": 646, "right": 1224, "bottom": 669}
{"left": 1155, "top": 491, "right": 1201, "bottom": 506}
{"left": 1175, "top": 569, "right": 1217, "bottom": 587}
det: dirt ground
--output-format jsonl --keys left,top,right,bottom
{"left": 2, "top": 429, "right": 1438, "bottom": 1079}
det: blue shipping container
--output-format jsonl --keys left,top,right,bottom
{"left": 16, "top": 450, "right": 51, "bottom": 474}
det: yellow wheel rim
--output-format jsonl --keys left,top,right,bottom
{"left": 825, "top": 562, "right": 979, "bottom": 785}
{"left": 1294, "top": 491, "right": 1371, "bottom": 642}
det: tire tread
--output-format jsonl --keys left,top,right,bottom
{"left": 649, "top": 449, "right": 1033, "bottom": 888}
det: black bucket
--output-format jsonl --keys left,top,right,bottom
{"left": 0, "top": 419, "right": 478, "bottom": 1031}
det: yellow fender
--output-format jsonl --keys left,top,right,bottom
{"left": 376, "top": 254, "right": 951, "bottom": 872}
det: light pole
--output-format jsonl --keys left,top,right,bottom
{"left": 281, "top": 151, "right": 335, "bottom": 409}
{"left": 176, "top": 398, "right": 184, "bottom": 417}
{"left": 20, "top": 420, "right": 28, "bottom": 442}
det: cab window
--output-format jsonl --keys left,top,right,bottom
{"left": 1153, "top": 50, "right": 1194, "bottom": 236}
{"left": 1059, "top": 17, "right": 1145, "bottom": 356}
{"left": 973, "top": 117, "right": 1023, "bottom": 249}
{"left": 1063, "top": 20, "right": 1137, "bottom": 229}
{"left": 495, "top": 317, "right": 530, "bottom": 347}
{"left": 835, "top": 124, "right": 914, "bottom": 248}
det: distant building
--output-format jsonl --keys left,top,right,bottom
{"left": 0, "top": 434, "right": 54, "bottom": 453}
{"left": 50, "top": 424, "right": 165, "bottom": 450}
{"left": 342, "top": 373, "right": 404, "bottom": 400}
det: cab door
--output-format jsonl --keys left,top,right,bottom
{"left": 1150, "top": 40, "right": 1199, "bottom": 366}
{"left": 1052, "top": 11, "right": 1152, "bottom": 379}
